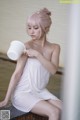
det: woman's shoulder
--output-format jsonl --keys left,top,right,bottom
{"left": 46, "top": 41, "right": 60, "bottom": 50}
{"left": 24, "top": 40, "right": 32, "bottom": 49}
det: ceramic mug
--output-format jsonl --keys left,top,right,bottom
{"left": 7, "top": 40, "right": 25, "bottom": 60}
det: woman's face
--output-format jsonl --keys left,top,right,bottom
{"left": 27, "top": 20, "right": 45, "bottom": 40}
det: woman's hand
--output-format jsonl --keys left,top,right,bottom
{"left": 24, "top": 49, "right": 39, "bottom": 58}
{"left": 0, "top": 99, "right": 8, "bottom": 108}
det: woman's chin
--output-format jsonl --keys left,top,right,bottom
{"left": 31, "top": 37, "right": 37, "bottom": 40}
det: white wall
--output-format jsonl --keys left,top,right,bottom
{"left": 0, "top": 0, "right": 69, "bottom": 67}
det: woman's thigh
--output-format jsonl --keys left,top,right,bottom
{"left": 31, "top": 100, "right": 59, "bottom": 117}
{"left": 48, "top": 99, "right": 62, "bottom": 110}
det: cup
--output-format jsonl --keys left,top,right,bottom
{"left": 7, "top": 40, "right": 25, "bottom": 60}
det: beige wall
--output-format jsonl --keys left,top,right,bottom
{"left": 0, "top": 0, "right": 69, "bottom": 67}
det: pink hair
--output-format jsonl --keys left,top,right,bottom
{"left": 27, "top": 8, "right": 52, "bottom": 33}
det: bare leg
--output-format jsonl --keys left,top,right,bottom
{"left": 31, "top": 100, "right": 60, "bottom": 120}
{"left": 48, "top": 99, "right": 62, "bottom": 120}
{"left": 48, "top": 99, "right": 62, "bottom": 110}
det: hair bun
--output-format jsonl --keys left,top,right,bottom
{"left": 40, "top": 8, "right": 51, "bottom": 16}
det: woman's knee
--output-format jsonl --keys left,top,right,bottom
{"left": 48, "top": 106, "right": 60, "bottom": 119}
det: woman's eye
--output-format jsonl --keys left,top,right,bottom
{"left": 28, "top": 27, "right": 31, "bottom": 29}
{"left": 34, "top": 27, "right": 38, "bottom": 29}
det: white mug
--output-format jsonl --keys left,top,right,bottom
{"left": 7, "top": 40, "right": 25, "bottom": 60}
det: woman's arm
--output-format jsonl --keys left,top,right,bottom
{"left": 26, "top": 44, "right": 60, "bottom": 75}
{"left": 0, "top": 54, "right": 28, "bottom": 107}
{"left": 37, "top": 45, "right": 60, "bottom": 75}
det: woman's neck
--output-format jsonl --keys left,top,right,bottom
{"left": 32, "top": 35, "right": 46, "bottom": 47}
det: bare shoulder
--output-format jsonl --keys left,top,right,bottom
{"left": 53, "top": 43, "right": 60, "bottom": 52}
{"left": 47, "top": 41, "right": 60, "bottom": 52}
{"left": 52, "top": 44, "right": 60, "bottom": 55}
{"left": 24, "top": 40, "right": 32, "bottom": 49}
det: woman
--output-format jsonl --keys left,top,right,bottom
{"left": 0, "top": 8, "right": 62, "bottom": 120}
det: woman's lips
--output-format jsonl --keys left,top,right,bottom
{"left": 31, "top": 35, "right": 35, "bottom": 37}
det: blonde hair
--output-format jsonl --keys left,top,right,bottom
{"left": 27, "top": 8, "right": 52, "bottom": 33}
